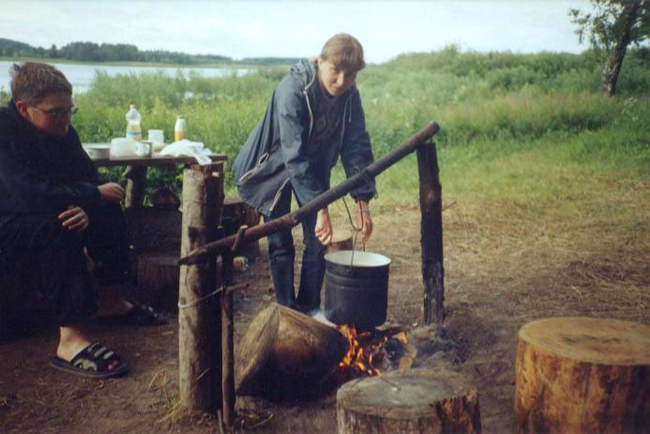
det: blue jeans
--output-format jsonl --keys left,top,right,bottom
{"left": 264, "top": 187, "right": 327, "bottom": 313}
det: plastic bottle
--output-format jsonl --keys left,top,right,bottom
{"left": 125, "top": 104, "right": 142, "bottom": 142}
{"left": 174, "top": 116, "right": 187, "bottom": 142}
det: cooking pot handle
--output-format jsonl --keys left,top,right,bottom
{"left": 344, "top": 266, "right": 355, "bottom": 276}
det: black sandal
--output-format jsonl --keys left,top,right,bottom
{"left": 49, "top": 342, "right": 128, "bottom": 379}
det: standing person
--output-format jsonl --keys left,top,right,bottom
{"left": 0, "top": 62, "right": 165, "bottom": 379}
{"left": 232, "top": 33, "right": 376, "bottom": 314}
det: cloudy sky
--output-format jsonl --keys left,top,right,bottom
{"left": 3, "top": 0, "right": 592, "bottom": 63}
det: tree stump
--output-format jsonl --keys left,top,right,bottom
{"left": 514, "top": 317, "right": 650, "bottom": 434}
{"left": 236, "top": 303, "right": 348, "bottom": 399}
{"left": 135, "top": 252, "right": 180, "bottom": 312}
{"left": 337, "top": 368, "right": 481, "bottom": 434}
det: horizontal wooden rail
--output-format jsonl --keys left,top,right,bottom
{"left": 179, "top": 121, "right": 440, "bottom": 266}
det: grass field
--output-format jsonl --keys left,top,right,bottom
{"left": 2, "top": 48, "right": 648, "bottom": 216}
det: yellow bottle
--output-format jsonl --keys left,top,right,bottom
{"left": 174, "top": 116, "right": 187, "bottom": 142}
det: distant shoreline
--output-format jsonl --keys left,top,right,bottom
{"left": 0, "top": 56, "right": 286, "bottom": 69}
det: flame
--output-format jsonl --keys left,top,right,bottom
{"left": 336, "top": 324, "right": 388, "bottom": 376}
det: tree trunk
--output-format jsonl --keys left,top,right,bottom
{"left": 417, "top": 142, "right": 444, "bottom": 324}
{"left": 513, "top": 317, "right": 650, "bottom": 434}
{"left": 601, "top": 1, "right": 641, "bottom": 96}
{"left": 337, "top": 368, "right": 481, "bottom": 434}
{"left": 236, "top": 303, "right": 348, "bottom": 399}
{"left": 178, "top": 163, "right": 224, "bottom": 413}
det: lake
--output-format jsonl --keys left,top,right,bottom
{"left": 0, "top": 61, "right": 253, "bottom": 94}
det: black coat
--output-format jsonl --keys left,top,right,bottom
{"left": 0, "top": 100, "right": 101, "bottom": 219}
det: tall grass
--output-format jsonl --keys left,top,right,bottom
{"left": 2, "top": 48, "right": 648, "bottom": 208}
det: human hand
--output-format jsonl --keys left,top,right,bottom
{"left": 315, "top": 208, "right": 333, "bottom": 245}
{"left": 58, "top": 206, "right": 89, "bottom": 232}
{"left": 98, "top": 182, "right": 125, "bottom": 203}
{"left": 356, "top": 201, "right": 373, "bottom": 243}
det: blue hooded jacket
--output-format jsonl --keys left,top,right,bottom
{"left": 232, "top": 60, "right": 375, "bottom": 215}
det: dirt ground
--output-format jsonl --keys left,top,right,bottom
{"left": 1, "top": 202, "right": 648, "bottom": 434}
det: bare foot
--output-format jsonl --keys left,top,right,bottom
{"left": 56, "top": 325, "right": 120, "bottom": 371}
{"left": 57, "top": 324, "right": 91, "bottom": 361}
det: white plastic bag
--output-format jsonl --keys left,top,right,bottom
{"left": 159, "top": 139, "right": 213, "bottom": 165}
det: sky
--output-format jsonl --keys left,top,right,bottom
{"left": 2, "top": 0, "right": 594, "bottom": 64}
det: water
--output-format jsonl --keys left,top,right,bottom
{"left": 0, "top": 61, "right": 253, "bottom": 94}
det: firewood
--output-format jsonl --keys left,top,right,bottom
{"left": 337, "top": 368, "right": 481, "bottom": 434}
{"left": 236, "top": 304, "right": 348, "bottom": 399}
{"left": 513, "top": 317, "right": 650, "bottom": 434}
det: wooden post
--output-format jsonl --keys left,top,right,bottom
{"left": 514, "top": 317, "right": 650, "bottom": 434}
{"left": 337, "top": 368, "right": 481, "bottom": 434}
{"left": 123, "top": 165, "right": 147, "bottom": 209}
{"left": 417, "top": 142, "right": 444, "bottom": 324}
{"left": 221, "top": 254, "right": 235, "bottom": 429}
{"left": 178, "top": 163, "right": 224, "bottom": 413}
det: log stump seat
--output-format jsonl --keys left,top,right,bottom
{"left": 337, "top": 368, "right": 481, "bottom": 434}
{"left": 514, "top": 317, "right": 650, "bottom": 434}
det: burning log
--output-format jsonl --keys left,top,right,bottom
{"left": 236, "top": 304, "right": 348, "bottom": 399}
{"left": 337, "top": 368, "right": 481, "bottom": 434}
{"left": 514, "top": 317, "right": 650, "bottom": 434}
{"left": 335, "top": 325, "right": 417, "bottom": 380}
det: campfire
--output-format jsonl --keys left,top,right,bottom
{"left": 335, "top": 324, "right": 415, "bottom": 379}
{"left": 235, "top": 304, "right": 416, "bottom": 399}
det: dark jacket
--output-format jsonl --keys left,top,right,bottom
{"left": 0, "top": 100, "right": 101, "bottom": 218}
{"left": 232, "top": 60, "right": 375, "bottom": 215}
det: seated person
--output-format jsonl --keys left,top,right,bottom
{"left": 0, "top": 62, "right": 165, "bottom": 379}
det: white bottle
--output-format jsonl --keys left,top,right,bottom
{"left": 174, "top": 116, "right": 187, "bottom": 142}
{"left": 125, "top": 104, "right": 142, "bottom": 142}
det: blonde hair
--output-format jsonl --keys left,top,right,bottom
{"left": 319, "top": 33, "right": 366, "bottom": 72}
{"left": 10, "top": 62, "right": 72, "bottom": 105}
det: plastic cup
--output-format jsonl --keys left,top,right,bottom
{"left": 148, "top": 129, "right": 165, "bottom": 152}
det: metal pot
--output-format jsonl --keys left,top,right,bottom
{"left": 324, "top": 250, "right": 391, "bottom": 329}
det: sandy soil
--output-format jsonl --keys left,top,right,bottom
{"left": 1, "top": 206, "right": 648, "bottom": 434}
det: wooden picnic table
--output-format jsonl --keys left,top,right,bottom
{"left": 87, "top": 148, "right": 227, "bottom": 209}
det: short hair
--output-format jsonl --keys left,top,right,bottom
{"left": 319, "top": 33, "right": 366, "bottom": 73}
{"left": 10, "top": 62, "right": 72, "bottom": 105}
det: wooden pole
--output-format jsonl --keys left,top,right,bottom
{"left": 417, "top": 142, "right": 444, "bottom": 324}
{"left": 123, "top": 165, "right": 147, "bottom": 209}
{"left": 221, "top": 254, "right": 235, "bottom": 428}
{"left": 514, "top": 317, "right": 650, "bottom": 434}
{"left": 180, "top": 120, "right": 440, "bottom": 266}
{"left": 178, "top": 163, "right": 224, "bottom": 413}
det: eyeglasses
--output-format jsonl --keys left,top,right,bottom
{"left": 31, "top": 105, "right": 79, "bottom": 119}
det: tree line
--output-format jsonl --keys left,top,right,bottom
{"left": 0, "top": 38, "right": 299, "bottom": 66}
